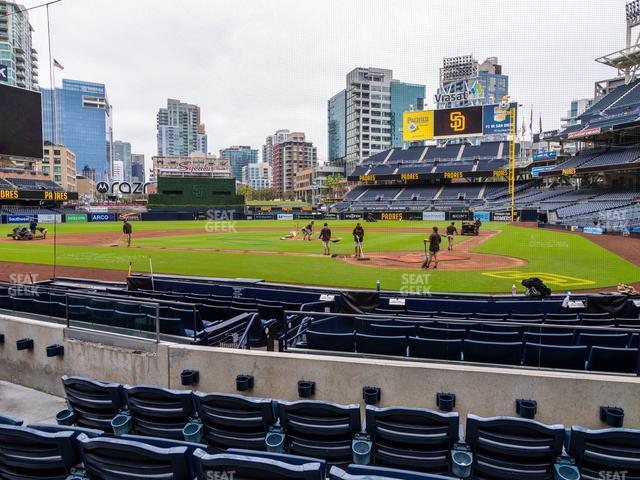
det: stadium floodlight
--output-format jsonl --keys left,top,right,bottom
{"left": 627, "top": 0, "right": 640, "bottom": 26}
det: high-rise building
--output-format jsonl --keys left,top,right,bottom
{"left": 327, "top": 91, "right": 346, "bottom": 163}
{"left": 242, "top": 162, "right": 272, "bottom": 190}
{"left": 157, "top": 98, "right": 207, "bottom": 157}
{"left": 262, "top": 129, "right": 290, "bottom": 165}
{"left": 329, "top": 67, "right": 425, "bottom": 175}
{"left": 131, "top": 153, "right": 145, "bottom": 182}
{"left": 113, "top": 141, "right": 132, "bottom": 182}
{"left": 42, "top": 144, "right": 76, "bottom": 191}
{"left": 111, "top": 160, "right": 124, "bottom": 182}
{"left": 219, "top": 145, "right": 258, "bottom": 180}
{"left": 41, "top": 79, "right": 113, "bottom": 179}
{"left": 271, "top": 131, "right": 317, "bottom": 198}
{"left": 0, "top": 1, "right": 39, "bottom": 91}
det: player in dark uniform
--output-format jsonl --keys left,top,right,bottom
{"left": 122, "top": 220, "right": 133, "bottom": 247}
{"left": 319, "top": 223, "right": 332, "bottom": 256}
{"left": 446, "top": 222, "right": 458, "bottom": 251}
{"left": 474, "top": 218, "right": 482, "bottom": 236}
{"left": 422, "top": 226, "right": 442, "bottom": 269}
{"left": 302, "top": 221, "right": 314, "bottom": 241}
{"left": 29, "top": 217, "right": 38, "bottom": 234}
{"left": 352, "top": 223, "right": 364, "bottom": 258}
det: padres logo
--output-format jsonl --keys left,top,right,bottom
{"left": 450, "top": 111, "right": 466, "bottom": 132}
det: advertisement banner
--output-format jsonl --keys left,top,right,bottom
{"left": 448, "top": 211, "right": 470, "bottom": 221}
{"left": 7, "top": 214, "right": 31, "bottom": 224}
{"left": 403, "top": 110, "right": 435, "bottom": 141}
{"left": 118, "top": 212, "right": 142, "bottom": 221}
{"left": 65, "top": 213, "right": 88, "bottom": 223}
{"left": 482, "top": 103, "right": 517, "bottom": 135}
{"left": 343, "top": 213, "right": 363, "bottom": 220}
{"left": 276, "top": 213, "right": 294, "bottom": 221}
{"left": 296, "top": 213, "right": 318, "bottom": 220}
{"left": 434, "top": 106, "right": 483, "bottom": 138}
{"left": 473, "top": 211, "right": 491, "bottom": 222}
{"left": 422, "top": 211, "right": 446, "bottom": 221}
{"left": 253, "top": 213, "right": 274, "bottom": 220}
{"left": 90, "top": 213, "right": 116, "bottom": 222}
{"left": 568, "top": 127, "right": 601, "bottom": 139}
{"left": 37, "top": 214, "right": 62, "bottom": 223}
{"left": 493, "top": 211, "right": 515, "bottom": 222}
{"left": 531, "top": 165, "right": 554, "bottom": 177}
{"left": 532, "top": 151, "right": 557, "bottom": 161}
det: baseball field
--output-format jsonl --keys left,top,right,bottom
{"left": 1, "top": 220, "right": 639, "bottom": 293}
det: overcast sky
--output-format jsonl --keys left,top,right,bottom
{"left": 26, "top": 0, "right": 629, "bottom": 164}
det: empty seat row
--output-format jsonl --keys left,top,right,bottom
{"left": 303, "top": 331, "right": 640, "bottom": 373}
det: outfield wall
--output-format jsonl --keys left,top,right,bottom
{"left": 0, "top": 313, "right": 638, "bottom": 429}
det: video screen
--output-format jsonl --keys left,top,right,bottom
{"left": 0, "top": 83, "right": 43, "bottom": 159}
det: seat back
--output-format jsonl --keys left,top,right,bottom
{"left": 568, "top": 426, "right": 640, "bottom": 478}
{"left": 523, "top": 343, "right": 588, "bottom": 370}
{"left": 417, "top": 326, "right": 465, "bottom": 340}
{"left": 193, "top": 392, "right": 276, "bottom": 450}
{"left": 521, "top": 332, "right": 575, "bottom": 346}
{"left": 277, "top": 400, "right": 361, "bottom": 464}
{"left": 365, "top": 405, "right": 459, "bottom": 474}
{"left": 587, "top": 346, "right": 639, "bottom": 374}
{"left": 369, "top": 323, "right": 415, "bottom": 337}
{"left": 468, "top": 329, "right": 522, "bottom": 343}
{"left": 578, "top": 333, "right": 629, "bottom": 349}
{"left": 330, "top": 464, "right": 460, "bottom": 479}
{"left": 463, "top": 340, "right": 522, "bottom": 365}
{"left": 193, "top": 449, "right": 326, "bottom": 479}
{"left": 306, "top": 331, "right": 355, "bottom": 353}
{"left": 465, "top": 414, "right": 565, "bottom": 480}
{"left": 408, "top": 337, "right": 463, "bottom": 361}
{"left": 356, "top": 333, "right": 407, "bottom": 356}
{"left": 76, "top": 433, "right": 192, "bottom": 480}
{"left": 0, "top": 424, "right": 78, "bottom": 480}
{"left": 123, "top": 385, "right": 195, "bottom": 439}
{"left": 61, "top": 375, "right": 125, "bottom": 430}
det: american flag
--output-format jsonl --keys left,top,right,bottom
{"left": 53, "top": 59, "right": 64, "bottom": 70}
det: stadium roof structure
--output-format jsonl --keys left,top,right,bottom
{"left": 596, "top": 44, "right": 640, "bottom": 79}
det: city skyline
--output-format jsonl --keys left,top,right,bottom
{"left": 23, "top": 0, "right": 629, "bottom": 166}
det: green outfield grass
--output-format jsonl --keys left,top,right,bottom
{"left": 1, "top": 220, "right": 638, "bottom": 293}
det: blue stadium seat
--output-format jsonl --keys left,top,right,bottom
{"left": 630, "top": 333, "right": 639, "bottom": 348}
{"left": 523, "top": 343, "right": 588, "bottom": 370}
{"left": 306, "top": 331, "right": 356, "bottom": 353}
{"left": 578, "top": 333, "right": 630, "bottom": 349}
{"left": 568, "top": 426, "right": 640, "bottom": 478}
{"left": 329, "top": 464, "right": 457, "bottom": 479}
{"left": 365, "top": 405, "right": 459, "bottom": 473}
{"left": 546, "top": 313, "right": 579, "bottom": 321}
{"left": 61, "top": 376, "right": 125, "bottom": 430}
{"left": 511, "top": 313, "right": 544, "bottom": 321}
{"left": 193, "top": 392, "right": 276, "bottom": 450}
{"left": 122, "top": 385, "right": 196, "bottom": 440}
{"left": 0, "top": 424, "right": 79, "bottom": 479}
{"left": 356, "top": 333, "right": 407, "bottom": 356}
{"left": 193, "top": 449, "right": 326, "bottom": 479}
{"left": 522, "top": 332, "right": 575, "bottom": 345}
{"left": 0, "top": 414, "right": 22, "bottom": 426}
{"left": 468, "top": 330, "right": 522, "bottom": 343}
{"left": 76, "top": 433, "right": 193, "bottom": 480}
{"left": 409, "top": 337, "right": 463, "bottom": 361}
{"left": 586, "top": 346, "right": 639, "bottom": 374}
{"left": 462, "top": 340, "right": 522, "bottom": 365}
{"left": 276, "top": 400, "right": 362, "bottom": 465}
{"left": 464, "top": 414, "right": 565, "bottom": 480}
{"left": 369, "top": 323, "right": 416, "bottom": 337}
{"left": 417, "top": 326, "right": 466, "bottom": 340}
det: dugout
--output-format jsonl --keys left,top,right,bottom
{"left": 147, "top": 177, "right": 245, "bottom": 210}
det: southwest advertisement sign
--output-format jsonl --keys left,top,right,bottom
{"left": 65, "top": 213, "right": 88, "bottom": 223}
{"left": 90, "top": 213, "right": 116, "bottom": 222}
{"left": 482, "top": 103, "right": 517, "bottom": 135}
{"left": 7, "top": 215, "right": 31, "bottom": 224}
{"left": 473, "top": 211, "right": 491, "bottom": 222}
{"left": 403, "top": 110, "right": 434, "bottom": 141}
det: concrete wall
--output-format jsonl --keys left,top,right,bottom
{"left": 1, "top": 313, "right": 638, "bottom": 429}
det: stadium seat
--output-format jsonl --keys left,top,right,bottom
{"left": 0, "top": 414, "right": 22, "bottom": 426}
{"left": 193, "top": 392, "right": 276, "bottom": 450}
{"left": 545, "top": 313, "right": 578, "bottom": 321}
{"left": 276, "top": 400, "right": 362, "bottom": 465}
{"left": 462, "top": 340, "right": 522, "bottom": 365}
{"left": 511, "top": 313, "right": 544, "bottom": 321}
{"left": 193, "top": 449, "right": 326, "bottom": 479}
{"left": 369, "top": 323, "right": 416, "bottom": 337}
{"left": 468, "top": 330, "right": 522, "bottom": 343}
{"left": 630, "top": 333, "right": 639, "bottom": 348}
{"left": 480, "top": 322, "right": 524, "bottom": 333}
{"left": 577, "top": 332, "right": 630, "bottom": 349}
{"left": 568, "top": 426, "right": 640, "bottom": 478}
{"left": 523, "top": 343, "right": 589, "bottom": 370}
{"left": 31, "top": 298, "right": 55, "bottom": 316}
{"left": 61, "top": 375, "right": 125, "bottom": 430}
{"left": 87, "top": 307, "right": 117, "bottom": 327}
{"left": 522, "top": 332, "right": 575, "bottom": 346}
{"left": 474, "top": 313, "right": 509, "bottom": 320}
{"left": 76, "top": 433, "right": 193, "bottom": 480}
{"left": 464, "top": 414, "right": 565, "bottom": 480}
{"left": 586, "top": 346, "right": 639, "bottom": 374}
{"left": 409, "top": 337, "right": 463, "bottom": 361}
{"left": 364, "top": 405, "right": 459, "bottom": 473}
{"left": 10, "top": 296, "right": 33, "bottom": 312}
{"left": 356, "top": 333, "right": 407, "bottom": 356}
{"left": 306, "top": 331, "right": 356, "bottom": 353}
{"left": 122, "top": 385, "right": 196, "bottom": 439}
{"left": 417, "top": 326, "right": 466, "bottom": 340}
{"left": 158, "top": 316, "right": 189, "bottom": 336}
{"left": 329, "top": 464, "right": 457, "bottom": 479}
{"left": 580, "top": 312, "right": 613, "bottom": 320}
{"left": 0, "top": 424, "right": 79, "bottom": 479}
